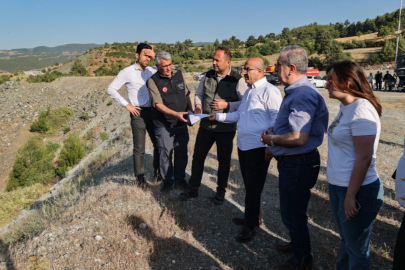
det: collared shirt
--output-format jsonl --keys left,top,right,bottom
{"left": 147, "top": 70, "right": 190, "bottom": 107}
{"left": 269, "top": 76, "right": 329, "bottom": 156}
{"left": 106, "top": 64, "right": 157, "bottom": 107}
{"left": 195, "top": 69, "right": 248, "bottom": 112}
{"left": 216, "top": 77, "right": 282, "bottom": 151}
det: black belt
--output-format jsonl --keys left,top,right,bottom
{"left": 275, "top": 149, "right": 318, "bottom": 162}
{"left": 140, "top": 107, "right": 152, "bottom": 110}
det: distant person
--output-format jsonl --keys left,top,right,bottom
{"left": 262, "top": 45, "right": 329, "bottom": 270}
{"left": 375, "top": 71, "right": 382, "bottom": 90}
{"left": 393, "top": 137, "right": 405, "bottom": 270}
{"left": 106, "top": 43, "right": 161, "bottom": 187}
{"left": 325, "top": 60, "right": 383, "bottom": 270}
{"left": 383, "top": 71, "right": 394, "bottom": 91}
{"left": 179, "top": 47, "right": 248, "bottom": 205}
{"left": 368, "top": 72, "right": 374, "bottom": 88}
{"left": 209, "top": 57, "right": 282, "bottom": 242}
{"left": 147, "top": 51, "right": 193, "bottom": 192}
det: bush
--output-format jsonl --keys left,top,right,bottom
{"left": 107, "top": 100, "right": 113, "bottom": 106}
{"left": 100, "top": 132, "right": 109, "bottom": 141}
{"left": 30, "top": 107, "right": 74, "bottom": 134}
{"left": 27, "top": 70, "right": 63, "bottom": 83}
{"left": 57, "top": 134, "right": 86, "bottom": 177}
{"left": 6, "top": 137, "right": 59, "bottom": 191}
{"left": 70, "top": 59, "right": 88, "bottom": 76}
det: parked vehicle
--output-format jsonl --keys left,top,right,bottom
{"left": 307, "top": 75, "right": 326, "bottom": 88}
{"left": 265, "top": 74, "right": 281, "bottom": 86}
{"left": 193, "top": 72, "right": 206, "bottom": 81}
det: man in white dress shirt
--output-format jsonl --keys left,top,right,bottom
{"left": 106, "top": 43, "right": 161, "bottom": 187}
{"left": 209, "top": 58, "right": 282, "bottom": 242}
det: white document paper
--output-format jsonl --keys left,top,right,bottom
{"left": 188, "top": 110, "right": 209, "bottom": 125}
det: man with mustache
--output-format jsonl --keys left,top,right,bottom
{"left": 210, "top": 57, "right": 282, "bottom": 242}
{"left": 179, "top": 47, "right": 247, "bottom": 205}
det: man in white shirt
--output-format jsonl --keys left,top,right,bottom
{"left": 209, "top": 58, "right": 282, "bottom": 242}
{"left": 106, "top": 43, "right": 160, "bottom": 187}
{"left": 179, "top": 47, "right": 248, "bottom": 205}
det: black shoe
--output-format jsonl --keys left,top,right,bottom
{"left": 178, "top": 190, "right": 198, "bottom": 201}
{"left": 274, "top": 242, "right": 293, "bottom": 253}
{"left": 153, "top": 171, "right": 163, "bottom": 183}
{"left": 136, "top": 174, "right": 146, "bottom": 188}
{"left": 277, "top": 257, "right": 312, "bottom": 270}
{"left": 175, "top": 179, "right": 188, "bottom": 189}
{"left": 160, "top": 181, "right": 174, "bottom": 192}
{"left": 235, "top": 226, "right": 256, "bottom": 243}
{"left": 212, "top": 195, "right": 224, "bottom": 206}
{"left": 232, "top": 217, "right": 262, "bottom": 227}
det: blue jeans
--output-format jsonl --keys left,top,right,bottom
{"left": 277, "top": 149, "right": 320, "bottom": 265}
{"left": 329, "top": 179, "right": 383, "bottom": 270}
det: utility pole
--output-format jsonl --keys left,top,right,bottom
{"left": 395, "top": 0, "right": 403, "bottom": 69}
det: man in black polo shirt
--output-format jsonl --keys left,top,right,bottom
{"left": 179, "top": 47, "right": 247, "bottom": 205}
{"left": 147, "top": 51, "right": 193, "bottom": 192}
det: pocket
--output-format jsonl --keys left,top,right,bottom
{"left": 371, "top": 182, "right": 384, "bottom": 211}
{"left": 305, "top": 163, "right": 320, "bottom": 189}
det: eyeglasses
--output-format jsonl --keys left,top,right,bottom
{"left": 160, "top": 63, "right": 173, "bottom": 68}
{"left": 243, "top": 67, "right": 259, "bottom": 72}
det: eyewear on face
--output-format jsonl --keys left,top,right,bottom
{"left": 161, "top": 63, "right": 173, "bottom": 68}
{"left": 243, "top": 67, "right": 259, "bottom": 72}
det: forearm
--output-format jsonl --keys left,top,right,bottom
{"left": 272, "top": 131, "right": 308, "bottom": 147}
{"left": 216, "top": 111, "right": 240, "bottom": 123}
{"left": 156, "top": 103, "right": 180, "bottom": 117}
{"left": 346, "top": 157, "right": 372, "bottom": 199}
{"left": 106, "top": 86, "right": 128, "bottom": 107}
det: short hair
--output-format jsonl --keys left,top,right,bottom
{"left": 136, "top": 43, "right": 152, "bottom": 54}
{"left": 216, "top": 46, "right": 232, "bottom": 60}
{"left": 279, "top": 45, "right": 308, "bottom": 74}
{"left": 155, "top": 51, "right": 172, "bottom": 65}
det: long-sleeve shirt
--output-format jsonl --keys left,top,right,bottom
{"left": 194, "top": 69, "right": 248, "bottom": 112}
{"left": 216, "top": 77, "right": 282, "bottom": 151}
{"left": 106, "top": 64, "right": 157, "bottom": 108}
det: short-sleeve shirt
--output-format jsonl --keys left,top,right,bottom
{"left": 327, "top": 99, "right": 381, "bottom": 187}
{"left": 269, "top": 77, "right": 329, "bottom": 156}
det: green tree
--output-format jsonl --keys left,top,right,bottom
{"left": 70, "top": 59, "right": 88, "bottom": 76}
{"left": 57, "top": 134, "right": 86, "bottom": 177}
{"left": 245, "top": 35, "right": 258, "bottom": 47}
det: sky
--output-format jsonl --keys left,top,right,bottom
{"left": 0, "top": 0, "right": 403, "bottom": 50}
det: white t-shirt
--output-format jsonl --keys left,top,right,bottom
{"left": 327, "top": 99, "right": 381, "bottom": 187}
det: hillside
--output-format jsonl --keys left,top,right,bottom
{"left": 0, "top": 76, "right": 404, "bottom": 269}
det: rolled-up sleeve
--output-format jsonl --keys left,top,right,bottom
{"left": 288, "top": 96, "right": 317, "bottom": 133}
{"left": 147, "top": 78, "right": 163, "bottom": 107}
{"left": 194, "top": 75, "right": 205, "bottom": 106}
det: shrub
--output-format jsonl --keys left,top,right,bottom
{"left": 57, "top": 134, "right": 86, "bottom": 177}
{"left": 100, "top": 132, "right": 109, "bottom": 141}
{"left": 70, "top": 59, "right": 88, "bottom": 76}
{"left": 31, "top": 107, "right": 74, "bottom": 134}
{"left": 6, "top": 137, "right": 59, "bottom": 191}
{"left": 27, "top": 70, "right": 63, "bottom": 83}
{"left": 107, "top": 100, "right": 113, "bottom": 106}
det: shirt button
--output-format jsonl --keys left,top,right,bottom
{"left": 401, "top": 196, "right": 405, "bottom": 201}
{"left": 402, "top": 177, "right": 405, "bottom": 181}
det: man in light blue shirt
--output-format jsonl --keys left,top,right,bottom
{"left": 262, "top": 45, "right": 328, "bottom": 270}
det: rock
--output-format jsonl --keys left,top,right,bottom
{"left": 138, "top": 223, "right": 147, "bottom": 230}
{"left": 95, "top": 235, "right": 103, "bottom": 241}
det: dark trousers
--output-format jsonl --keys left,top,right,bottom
{"left": 393, "top": 213, "right": 405, "bottom": 270}
{"left": 154, "top": 126, "right": 189, "bottom": 182}
{"left": 130, "top": 110, "right": 159, "bottom": 177}
{"left": 188, "top": 127, "right": 236, "bottom": 196}
{"left": 377, "top": 80, "right": 382, "bottom": 90}
{"left": 238, "top": 147, "right": 270, "bottom": 228}
{"left": 277, "top": 149, "right": 320, "bottom": 265}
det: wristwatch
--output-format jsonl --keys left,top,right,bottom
{"left": 270, "top": 135, "right": 275, "bottom": 146}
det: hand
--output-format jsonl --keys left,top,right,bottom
{"left": 143, "top": 48, "right": 155, "bottom": 60}
{"left": 194, "top": 105, "right": 202, "bottom": 114}
{"left": 343, "top": 196, "right": 359, "bottom": 221}
{"left": 208, "top": 113, "right": 216, "bottom": 121}
{"left": 210, "top": 99, "right": 228, "bottom": 111}
{"left": 126, "top": 104, "right": 141, "bottom": 116}
{"left": 175, "top": 111, "right": 189, "bottom": 123}
{"left": 265, "top": 147, "right": 273, "bottom": 162}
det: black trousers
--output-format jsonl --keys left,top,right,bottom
{"left": 238, "top": 147, "right": 270, "bottom": 228}
{"left": 130, "top": 110, "right": 159, "bottom": 177}
{"left": 393, "top": 213, "right": 405, "bottom": 270}
{"left": 188, "top": 127, "right": 236, "bottom": 196}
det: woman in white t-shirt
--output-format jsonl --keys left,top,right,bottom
{"left": 325, "top": 61, "right": 383, "bottom": 270}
